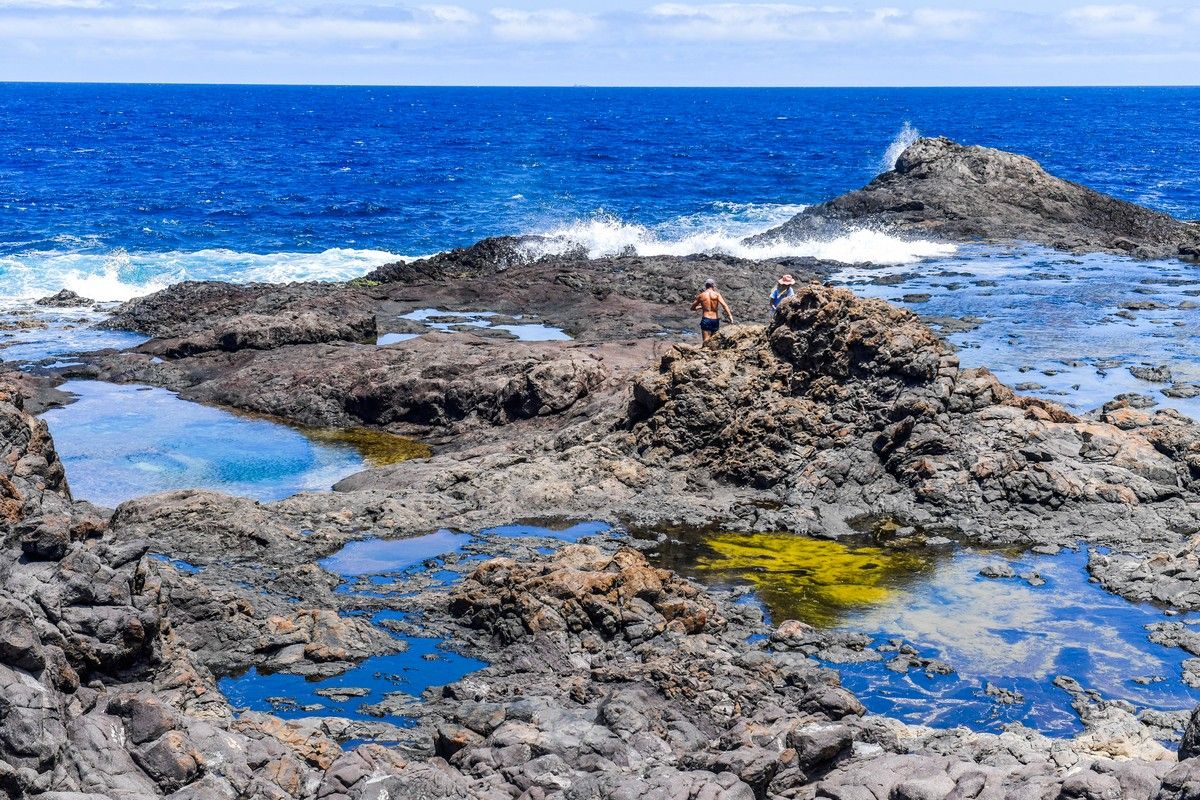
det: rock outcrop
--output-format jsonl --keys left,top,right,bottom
{"left": 753, "top": 137, "right": 1200, "bottom": 259}
{"left": 101, "top": 280, "right": 378, "bottom": 356}
{"left": 624, "top": 282, "right": 1200, "bottom": 542}
{"left": 92, "top": 334, "right": 625, "bottom": 432}
{"left": 34, "top": 289, "right": 94, "bottom": 308}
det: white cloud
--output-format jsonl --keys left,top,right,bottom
{"left": 0, "top": 0, "right": 105, "bottom": 6}
{"left": 644, "top": 3, "right": 983, "bottom": 42}
{"left": 1062, "top": 4, "right": 1161, "bottom": 36}
{"left": 490, "top": 8, "right": 599, "bottom": 42}
{"left": 0, "top": 5, "right": 480, "bottom": 42}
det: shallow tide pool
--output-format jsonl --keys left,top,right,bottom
{"left": 0, "top": 307, "right": 148, "bottom": 365}
{"left": 647, "top": 530, "right": 1200, "bottom": 737}
{"left": 833, "top": 246, "right": 1200, "bottom": 419}
{"left": 222, "top": 521, "right": 614, "bottom": 733}
{"left": 40, "top": 380, "right": 422, "bottom": 506}
{"left": 377, "top": 307, "right": 571, "bottom": 344}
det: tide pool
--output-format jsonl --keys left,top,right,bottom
{"left": 646, "top": 529, "right": 1200, "bottom": 738}
{"left": 40, "top": 380, "right": 407, "bottom": 506}
{"left": 832, "top": 246, "right": 1200, "bottom": 419}
{"left": 323, "top": 520, "right": 611, "bottom": 579}
{"left": 218, "top": 631, "right": 486, "bottom": 726}
{"left": 223, "top": 522, "right": 613, "bottom": 733}
{"left": 381, "top": 308, "right": 572, "bottom": 343}
{"left": 0, "top": 307, "right": 148, "bottom": 365}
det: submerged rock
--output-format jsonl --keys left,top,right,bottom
{"left": 35, "top": 288, "right": 95, "bottom": 307}
{"left": 751, "top": 137, "right": 1200, "bottom": 260}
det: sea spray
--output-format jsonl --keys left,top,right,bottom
{"left": 881, "top": 121, "right": 921, "bottom": 173}
{"left": 521, "top": 207, "right": 955, "bottom": 265}
{"left": 0, "top": 247, "right": 406, "bottom": 303}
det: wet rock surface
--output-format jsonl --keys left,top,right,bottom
{"left": 754, "top": 137, "right": 1200, "bottom": 259}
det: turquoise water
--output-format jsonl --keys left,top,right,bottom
{"left": 41, "top": 380, "right": 370, "bottom": 506}
{"left": 0, "top": 307, "right": 148, "bottom": 365}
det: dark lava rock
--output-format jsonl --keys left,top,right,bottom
{"left": 1164, "top": 384, "right": 1200, "bottom": 399}
{"left": 100, "top": 280, "right": 378, "bottom": 356}
{"left": 35, "top": 288, "right": 94, "bottom": 307}
{"left": 1111, "top": 393, "right": 1159, "bottom": 409}
{"left": 1121, "top": 300, "right": 1172, "bottom": 311}
{"left": 1130, "top": 364, "right": 1174, "bottom": 383}
{"left": 749, "top": 137, "right": 1200, "bottom": 260}
{"left": 1181, "top": 707, "right": 1200, "bottom": 760}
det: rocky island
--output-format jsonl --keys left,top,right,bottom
{"left": 5, "top": 138, "right": 1200, "bottom": 799}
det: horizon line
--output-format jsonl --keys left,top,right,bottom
{"left": 2, "top": 80, "right": 1200, "bottom": 90}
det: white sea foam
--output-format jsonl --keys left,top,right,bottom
{"left": 522, "top": 204, "right": 955, "bottom": 265}
{"left": 0, "top": 199, "right": 956, "bottom": 305}
{"left": 0, "top": 247, "right": 405, "bottom": 303}
{"left": 881, "top": 121, "right": 921, "bottom": 173}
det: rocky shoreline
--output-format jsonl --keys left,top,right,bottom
{"left": 5, "top": 137, "right": 1200, "bottom": 798}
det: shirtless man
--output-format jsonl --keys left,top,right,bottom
{"left": 691, "top": 278, "right": 735, "bottom": 343}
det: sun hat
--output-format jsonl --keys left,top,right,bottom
{"left": 779, "top": 274, "right": 796, "bottom": 285}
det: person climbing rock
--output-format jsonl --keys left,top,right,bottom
{"left": 691, "top": 278, "right": 734, "bottom": 343}
{"left": 770, "top": 274, "right": 796, "bottom": 315}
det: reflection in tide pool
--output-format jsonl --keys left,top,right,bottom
{"left": 321, "top": 529, "right": 470, "bottom": 577}
{"left": 218, "top": 625, "right": 486, "bottom": 726}
{"left": 40, "top": 380, "right": 411, "bottom": 506}
{"left": 647, "top": 530, "right": 1200, "bottom": 737}
{"left": 833, "top": 246, "right": 1200, "bottom": 419}
{"left": 323, "top": 521, "right": 611, "bottom": 578}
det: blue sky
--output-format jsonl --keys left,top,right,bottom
{"left": 1, "top": 1, "right": 1197, "bottom": 86}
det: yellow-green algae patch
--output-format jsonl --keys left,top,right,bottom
{"left": 299, "top": 426, "right": 432, "bottom": 467}
{"left": 690, "top": 532, "right": 936, "bottom": 628}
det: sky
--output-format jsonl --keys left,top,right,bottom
{"left": 0, "top": 1, "right": 1198, "bottom": 86}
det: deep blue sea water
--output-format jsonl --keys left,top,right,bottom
{"left": 2, "top": 84, "right": 1199, "bottom": 300}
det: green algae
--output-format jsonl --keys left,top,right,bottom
{"left": 650, "top": 530, "right": 937, "bottom": 628}
{"left": 298, "top": 426, "right": 432, "bottom": 467}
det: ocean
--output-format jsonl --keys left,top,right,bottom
{"left": 2, "top": 84, "right": 1199, "bottom": 301}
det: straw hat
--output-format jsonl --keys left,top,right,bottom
{"left": 778, "top": 274, "right": 796, "bottom": 286}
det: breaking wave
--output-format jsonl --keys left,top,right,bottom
{"left": 521, "top": 204, "right": 955, "bottom": 265}
{"left": 0, "top": 201, "right": 956, "bottom": 305}
{"left": 0, "top": 247, "right": 404, "bottom": 303}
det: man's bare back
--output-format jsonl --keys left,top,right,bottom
{"left": 691, "top": 280, "right": 734, "bottom": 343}
{"left": 695, "top": 289, "right": 722, "bottom": 318}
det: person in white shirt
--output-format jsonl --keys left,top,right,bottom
{"left": 770, "top": 274, "right": 796, "bottom": 315}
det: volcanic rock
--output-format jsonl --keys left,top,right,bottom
{"left": 751, "top": 137, "right": 1200, "bottom": 259}
{"left": 101, "top": 280, "right": 378, "bottom": 356}
{"left": 35, "top": 289, "right": 95, "bottom": 308}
